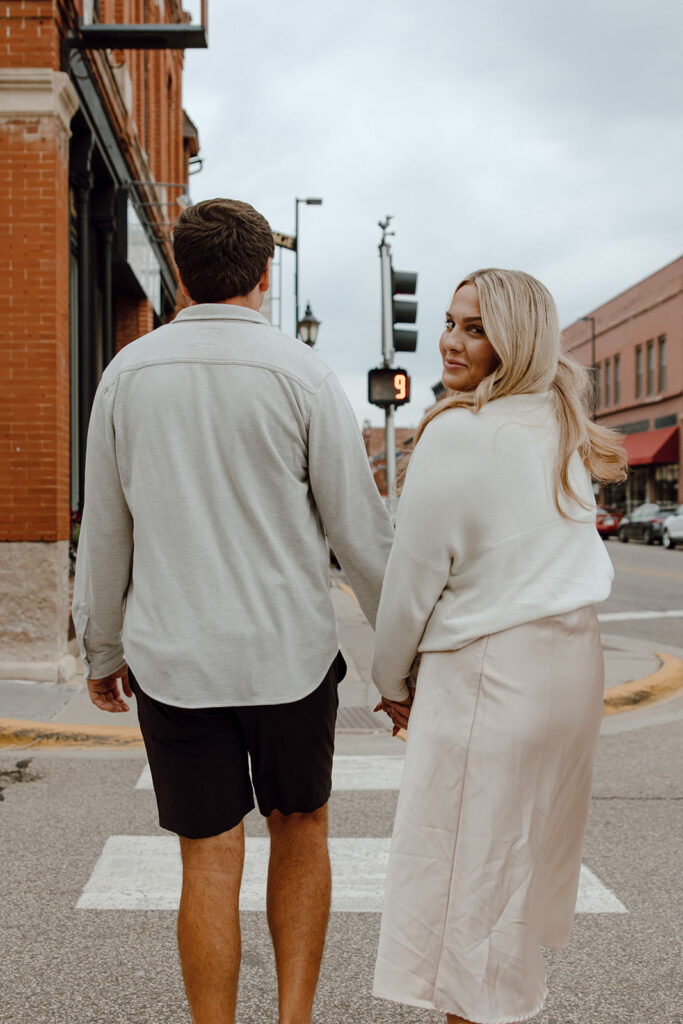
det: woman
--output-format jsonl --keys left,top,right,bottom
{"left": 372, "top": 268, "right": 627, "bottom": 1024}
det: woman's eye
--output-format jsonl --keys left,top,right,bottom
{"left": 445, "top": 318, "right": 454, "bottom": 329}
{"left": 468, "top": 325, "right": 483, "bottom": 335}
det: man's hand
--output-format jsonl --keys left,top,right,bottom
{"left": 87, "top": 666, "right": 132, "bottom": 713}
{"left": 373, "top": 691, "right": 414, "bottom": 735}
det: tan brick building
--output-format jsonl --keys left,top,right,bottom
{"left": 1, "top": 1, "right": 202, "bottom": 682}
{"left": 562, "top": 256, "right": 682, "bottom": 511}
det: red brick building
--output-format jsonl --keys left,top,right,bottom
{"left": 1, "top": 1, "right": 203, "bottom": 681}
{"left": 362, "top": 423, "right": 416, "bottom": 496}
{"left": 562, "top": 257, "right": 682, "bottom": 511}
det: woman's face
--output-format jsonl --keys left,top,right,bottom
{"left": 439, "top": 283, "right": 500, "bottom": 391}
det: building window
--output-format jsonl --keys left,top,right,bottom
{"left": 654, "top": 464, "right": 678, "bottom": 505}
{"left": 635, "top": 345, "right": 643, "bottom": 397}
{"left": 646, "top": 339, "right": 655, "bottom": 395}
{"left": 604, "top": 358, "right": 611, "bottom": 406}
{"left": 658, "top": 335, "right": 667, "bottom": 392}
{"left": 595, "top": 363, "right": 602, "bottom": 410}
{"left": 614, "top": 354, "right": 620, "bottom": 405}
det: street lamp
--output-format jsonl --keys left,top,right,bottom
{"left": 581, "top": 315, "right": 596, "bottom": 420}
{"left": 297, "top": 302, "right": 320, "bottom": 347}
{"left": 295, "top": 196, "right": 322, "bottom": 336}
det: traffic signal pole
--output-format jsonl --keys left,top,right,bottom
{"left": 379, "top": 222, "right": 397, "bottom": 507}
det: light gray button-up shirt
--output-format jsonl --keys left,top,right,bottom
{"left": 73, "top": 303, "right": 394, "bottom": 708}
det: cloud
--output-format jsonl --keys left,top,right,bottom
{"left": 182, "top": 0, "right": 683, "bottom": 425}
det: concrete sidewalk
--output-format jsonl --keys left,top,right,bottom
{"left": 1, "top": 573, "right": 682, "bottom": 745}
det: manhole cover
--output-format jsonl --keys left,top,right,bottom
{"left": 336, "top": 706, "right": 383, "bottom": 732}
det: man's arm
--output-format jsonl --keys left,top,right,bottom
{"left": 72, "top": 377, "right": 134, "bottom": 702}
{"left": 307, "top": 373, "right": 394, "bottom": 627}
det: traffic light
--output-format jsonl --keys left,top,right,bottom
{"left": 368, "top": 367, "right": 411, "bottom": 408}
{"left": 392, "top": 268, "right": 418, "bottom": 352}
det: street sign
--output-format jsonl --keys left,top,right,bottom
{"left": 272, "top": 231, "right": 296, "bottom": 251}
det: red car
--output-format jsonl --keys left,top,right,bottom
{"left": 596, "top": 506, "right": 623, "bottom": 539}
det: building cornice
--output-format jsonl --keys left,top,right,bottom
{"left": 0, "top": 68, "right": 79, "bottom": 136}
{"left": 564, "top": 285, "right": 683, "bottom": 353}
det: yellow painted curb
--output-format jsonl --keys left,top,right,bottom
{"left": 0, "top": 717, "right": 144, "bottom": 749}
{"left": 603, "top": 652, "right": 683, "bottom": 715}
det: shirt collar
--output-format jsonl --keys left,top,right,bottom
{"left": 172, "top": 303, "right": 270, "bottom": 327}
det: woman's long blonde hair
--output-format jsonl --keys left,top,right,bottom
{"left": 414, "top": 268, "right": 628, "bottom": 514}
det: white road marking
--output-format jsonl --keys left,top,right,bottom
{"left": 135, "top": 755, "right": 405, "bottom": 792}
{"left": 598, "top": 610, "right": 683, "bottom": 622}
{"left": 576, "top": 865, "right": 627, "bottom": 914}
{"left": 77, "top": 836, "right": 627, "bottom": 915}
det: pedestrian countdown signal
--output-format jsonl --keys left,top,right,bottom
{"left": 368, "top": 367, "right": 411, "bottom": 408}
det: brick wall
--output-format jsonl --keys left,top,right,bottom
{"left": 1, "top": 0, "right": 193, "bottom": 543}
{"left": 0, "top": 106, "right": 72, "bottom": 542}
{"left": 115, "top": 294, "right": 155, "bottom": 351}
{"left": 0, "top": 1, "right": 69, "bottom": 70}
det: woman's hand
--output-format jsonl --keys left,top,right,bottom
{"left": 373, "top": 691, "right": 414, "bottom": 735}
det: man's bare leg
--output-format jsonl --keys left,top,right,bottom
{"left": 446, "top": 1017, "right": 520, "bottom": 1024}
{"left": 267, "top": 804, "right": 331, "bottom": 1024}
{"left": 178, "top": 822, "right": 245, "bottom": 1024}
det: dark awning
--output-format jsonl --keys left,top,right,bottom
{"left": 622, "top": 425, "right": 679, "bottom": 466}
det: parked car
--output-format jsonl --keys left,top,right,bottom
{"left": 595, "top": 506, "right": 623, "bottom": 540}
{"left": 662, "top": 505, "right": 683, "bottom": 550}
{"left": 617, "top": 503, "right": 679, "bottom": 545}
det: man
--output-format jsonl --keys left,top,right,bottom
{"left": 73, "top": 198, "right": 394, "bottom": 1024}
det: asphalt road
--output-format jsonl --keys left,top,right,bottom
{"left": 600, "top": 535, "right": 683, "bottom": 649}
{"left": 0, "top": 542, "right": 681, "bottom": 1024}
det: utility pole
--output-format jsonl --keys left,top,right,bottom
{"left": 368, "top": 217, "right": 417, "bottom": 518}
{"left": 378, "top": 217, "right": 397, "bottom": 510}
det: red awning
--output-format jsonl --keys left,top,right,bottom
{"left": 622, "top": 425, "right": 679, "bottom": 466}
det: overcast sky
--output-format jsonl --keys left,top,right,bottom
{"left": 181, "top": 0, "right": 682, "bottom": 427}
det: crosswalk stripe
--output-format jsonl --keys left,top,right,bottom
{"left": 76, "top": 835, "right": 627, "bottom": 915}
{"left": 135, "top": 755, "right": 406, "bottom": 793}
{"left": 598, "top": 609, "right": 683, "bottom": 621}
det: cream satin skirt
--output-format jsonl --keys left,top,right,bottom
{"left": 373, "top": 606, "right": 604, "bottom": 1024}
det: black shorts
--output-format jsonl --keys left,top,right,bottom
{"left": 129, "top": 652, "right": 346, "bottom": 840}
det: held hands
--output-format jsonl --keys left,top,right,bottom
{"left": 373, "top": 654, "right": 421, "bottom": 735}
{"left": 373, "top": 690, "right": 414, "bottom": 736}
{"left": 87, "top": 665, "right": 132, "bottom": 713}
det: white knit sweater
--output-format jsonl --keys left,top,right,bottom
{"left": 372, "top": 392, "right": 613, "bottom": 701}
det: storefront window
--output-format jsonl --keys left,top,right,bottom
{"left": 614, "top": 354, "right": 620, "bottom": 405}
{"left": 627, "top": 466, "right": 648, "bottom": 511}
{"left": 654, "top": 464, "right": 679, "bottom": 505}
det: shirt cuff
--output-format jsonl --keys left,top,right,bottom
{"left": 82, "top": 648, "right": 127, "bottom": 681}
{"left": 371, "top": 659, "right": 411, "bottom": 702}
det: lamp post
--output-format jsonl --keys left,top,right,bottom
{"left": 581, "top": 315, "right": 596, "bottom": 420}
{"left": 294, "top": 196, "right": 322, "bottom": 336}
{"left": 297, "top": 302, "right": 321, "bottom": 347}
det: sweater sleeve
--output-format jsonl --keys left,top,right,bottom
{"left": 308, "top": 373, "right": 395, "bottom": 628}
{"left": 371, "top": 419, "right": 461, "bottom": 700}
{"left": 72, "top": 377, "right": 133, "bottom": 679}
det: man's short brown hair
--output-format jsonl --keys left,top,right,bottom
{"left": 172, "top": 198, "right": 275, "bottom": 303}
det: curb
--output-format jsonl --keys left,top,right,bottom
{"left": 1, "top": 650, "right": 682, "bottom": 751}
{"left": 0, "top": 718, "right": 143, "bottom": 750}
{"left": 603, "top": 651, "right": 683, "bottom": 715}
